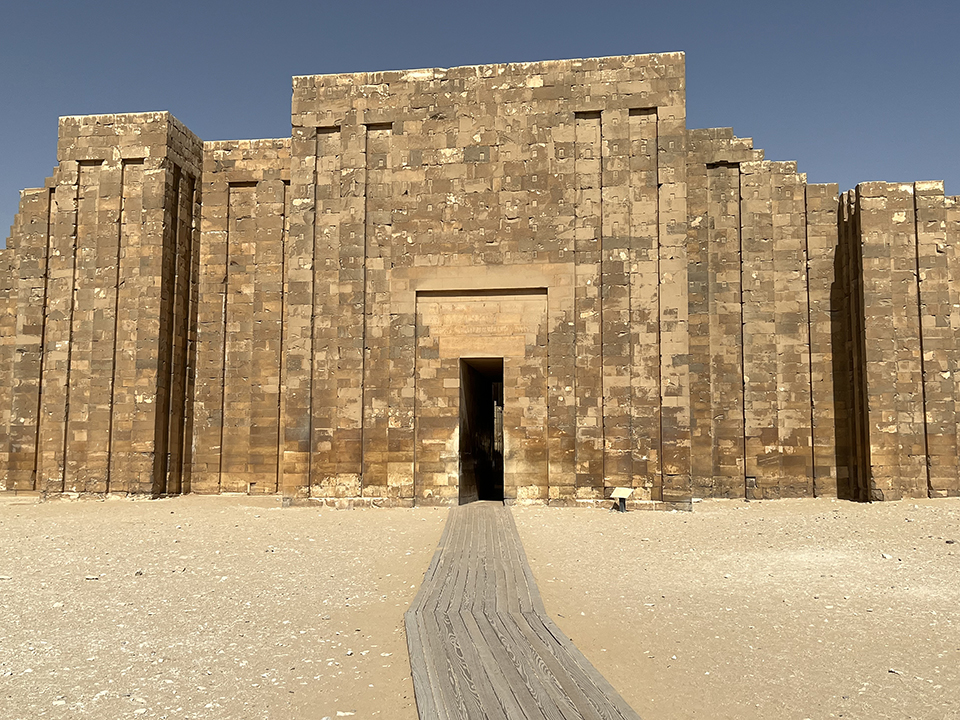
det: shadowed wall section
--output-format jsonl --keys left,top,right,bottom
{"left": 835, "top": 182, "right": 960, "bottom": 501}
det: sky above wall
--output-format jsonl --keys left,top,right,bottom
{"left": 2, "top": 0, "right": 958, "bottom": 238}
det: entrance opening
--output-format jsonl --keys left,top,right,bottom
{"left": 459, "top": 358, "right": 504, "bottom": 504}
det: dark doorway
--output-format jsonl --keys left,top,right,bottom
{"left": 459, "top": 358, "right": 504, "bottom": 504}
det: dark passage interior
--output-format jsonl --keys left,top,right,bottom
{"left": 459, "top": 358, "right": 504, "bottom": 504}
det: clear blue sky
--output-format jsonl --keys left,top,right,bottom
{"left": 2, "top": 0, "right": 958, "bottom": 238}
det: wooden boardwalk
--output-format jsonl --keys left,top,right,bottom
{"left": 405, "top": 501, "right": 642, "bottom": 720}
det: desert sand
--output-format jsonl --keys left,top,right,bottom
{"left": 516, "top": 498, "right": 960, "bottom": 720}
{"left": 1, "top": 494, "right": 958, "bottom": 719}
{"left": 0, "top": 495, "right": 445, "bottom": 719}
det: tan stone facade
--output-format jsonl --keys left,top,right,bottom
{"left": 2, "top": 53, "right": 958, "bottom": 505}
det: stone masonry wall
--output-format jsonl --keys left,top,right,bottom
{"left": 805, "top": 182, "right": 841, "bottom": 498}
{"left": 685, "top": 131, "right": 838, "bottom": 501}
{"left": 686, "top": 128, "right": 760, "bottom": 499}
{"left": 285, "top": 54, "right": 690, "bottom": 505}
{"left": 0, "top": 112, "right": 202, "bottom": 495}
{"left": 1, "top": 54, "right": 958, "bottom": 503}
{"left": 415, "top": 291, "right": 548, "bottom": 503}
{"left": 837, "top": 182, "right": 960, "bottom": 500}
{"left": 191, "top": 138, "right": 291, "bottom": 495}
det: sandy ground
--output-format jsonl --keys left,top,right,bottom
{"left": 1, "top": 495, "right": 958, "bottom": 720}
{"left": 515, "top": 497, "right": 960, "bottom": 720}
{"left": 0, "top": 495, "right": 446, "bottom": 720}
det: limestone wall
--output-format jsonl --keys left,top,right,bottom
{"left": 191, "top": 138, "right": 291, "bottom": 495}
{"left": 0, "top": 112, "right": 202, "bottom": 495}
{"left": 284, "top": 54, "right": 690, "bottom": 505}
{"left": 686, "top": 132, "right": 838, "bottom": 501}
{"left": 836, "top": 182, "right": 960, "bottom": 500}
{"left": 416, "top": 291, "right": 548, "bottom": 503}
{"left": 1, "top": 53, "right": 958, "bottom": 503}
{"left": 805, "top": 182, "right": 841, "bottom": 497}
{"left": 686, "top": 128, "right": 759, "bottom": 499}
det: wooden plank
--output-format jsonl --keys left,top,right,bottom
{"left": 441, "top": 503, "right": 505, "bottom": 719}
{"left": 533, "top": 611, "right": 642, "bottom": 720}
{"left": 503, "top": 506, "right": 641, "bottom": 719}
{"left": 405, "top": 506, "right": 457, "bottom": 719}
{"left": 407, "top": 505, "right": 461, "bottom": 720}
{"left": 502, "top": 506, "right": 637, "bottom": 719}
{"left": 486, "top": 522, "right": 582, "bottom": 719}
{"left": 405, "top": 501, "right": 642, "bottom": 720}
{"left": 424, "top": 503, "right": 472, "bottom": 719}
{"left": 483, "top": 505, "right": 571, "bottom": 719}
{"left": 468, "top": 505, "right": 550, "bottom": 720}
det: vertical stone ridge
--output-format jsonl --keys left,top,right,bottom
{"left": 656, "top": 68, "right": 691, "bottom": 502}
{"left": 105, "top": 161, "right": 128, "bottom": 493}
{"left": 151, "top": 162, "right": 181, "bottom": 494}
{"left": 805, "top": 183, "right": 841, "bottom": 497}
{"left": 216, "top": 185, "right": 231, "bottom": 493}
{"left": 912, "top": 186, "right": 933, "bottom": 498}
{"left": 5, "top": 182, "right": 55, "bottom": 490}
{"left": 600, "top": 109, "right": 633, "bottom": 493}
{"left": 208, "top": 147, "right": 289, "bottom": 495}
{"left": 64, "top": 159, "right": 103, "bottom": 491}
{"left": 773, "top": 165, "right": 813, "bottom": 497}
{"left": 686, "top": 141, "right": 710, "bottom": 495}
{"left": 0, "top": 241, "right": 16, "bottom": 488}
{"left": 280, "top": 126, "right": 322, "bottom": 497}
{"left": 707, "top": 162, "right": 744, "bottom": 496}
{"left": 37, "top": 159, "right": 80, "bottom": 491}
{"left": 852, "top": 183, "right": 926, "bottom": 499}
{"left": 685, "top": 128, "right": 759, "bottom": 499}
{"left": 574, "top": 111, "right": 603, "bottom": 497}
{"left": 914, "top": 181, "right": 956, "bottom": 497}
{"left": 275, "top": 180, "right": 290, "bottom": 493}
{"left": 740, "top": 161, "right": 777, "bottom": 496}
{"left": 219, "top": 181, "right": 246, "bottom": 492}
{"left": 947, "top": 194, "right": 960, "bottom": 497}
{"left": 191, "top": 146, "right": 228, "bottom": 494}
{"left": 835, "top": 190, "right": 870, "bottom": 500}
{"left": 308, "top": 126, "right": 343, "bottom": 498}
{"left": 329, "top": 119, "right": 365, "bottom": 497}
{"left": 628, "top": 108, "right": 660, "bottom": 500}
{"left": 739, "top": 162, "right": 814, "bottom": 498}
{"left": 163, "top": 167, "right": 198, "bottom": 495}
{"left": 180, "top": 174, "right": 202, "bottom": 495}
{"left": 108, "top": 158, "right": 144, "bottom": 493}
{"left": 361, "top": 121, "right": 395, "bottom": 499}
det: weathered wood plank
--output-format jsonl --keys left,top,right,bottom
{"left": 405, "top": 501, "right": 643, "bottom": 720}
{"left": 464, "top": 505, "right": 558, "bottom": 719}
{"left": 502, "top": 507, "right": 638, "bottom": 720}
{"left": 483, "top": 508, "right": 570, "bottom": 719}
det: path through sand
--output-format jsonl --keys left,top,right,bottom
{"left": 2, "top": 495, "right": 958, "bottom": 719}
